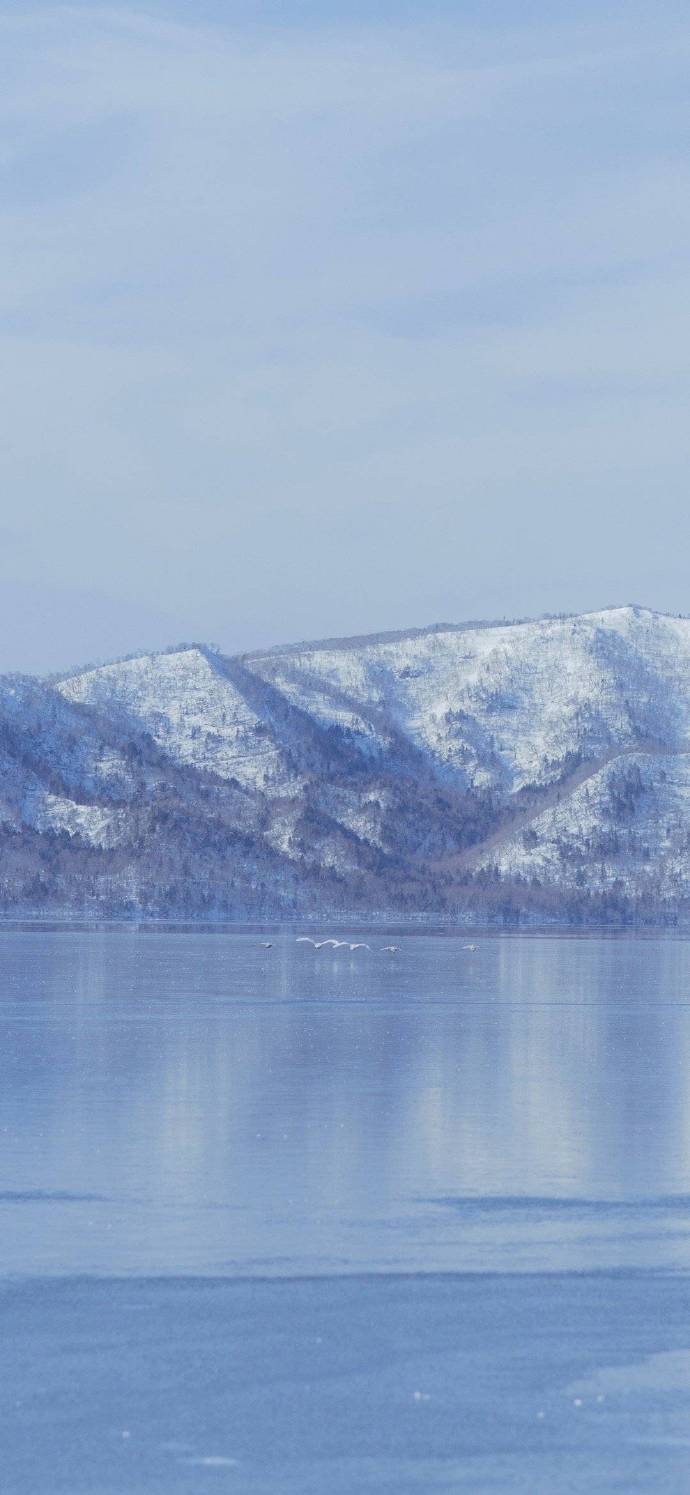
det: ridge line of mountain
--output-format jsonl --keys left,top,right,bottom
{"left": 35, "top": 602, "right": 689, "bottom": 686}
{"left": 238, "top": 603, "right": 665, "bottom": 664}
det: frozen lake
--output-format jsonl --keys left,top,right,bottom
{"left": 2, "top": 929, "right": 690, "bottom": 1491}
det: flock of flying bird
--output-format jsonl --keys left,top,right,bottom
{"left": 297, "top": 937, "right": 398, "bottom": 952}
{"left": 259, "top": 939, "right": 480, "bottom": 953}
{"left": 259, "top": 937, "right": 399, "bottom": 952}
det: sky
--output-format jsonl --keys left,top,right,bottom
{"left": 1, "top": 1, "right": 690, "bottom": 672}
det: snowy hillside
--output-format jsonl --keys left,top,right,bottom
{"left": 473, "top": 749, "right": 690, "bottom": 901}
{"left": 59, "top": 646, "right": 295, "bottom": 793}
{"left": 1, "top": 606, "right": 690, "bottom": 921}
{"left": 248, "top": 607, "right": 690, "bottom": 790}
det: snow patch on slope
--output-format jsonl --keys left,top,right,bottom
{"left": 58, "top": 648, "right": 290, "bottom": 791}
{"left": 23, "top": 791, "right": 127, "bottom": 848}
{"left": 477, "top": 750, "right": 690, "bottom": 899}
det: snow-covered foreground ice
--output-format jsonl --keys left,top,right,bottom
{"left": 4, "top": 1272, "right": 690, "bottom": 1493}
{"left": 2, "top": 929, "right": 690, "bottom": 1490}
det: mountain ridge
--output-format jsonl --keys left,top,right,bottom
{"left": 3, "top": 605, "right": 690, "bottom": 924}
{"left": 46, "top": 603, "right": 679, "bottom": 682}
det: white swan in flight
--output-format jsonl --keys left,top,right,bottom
{"left": 296, "top": 936, "right": 350, "bottom": 949}
{"left": 349, "top": 942, "right": 370, "bottom": 951}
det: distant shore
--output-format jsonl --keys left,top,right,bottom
{"left": 0, "top": 913, "right": 688, "bottom": 937}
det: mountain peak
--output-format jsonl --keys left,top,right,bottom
{"left": 2, "top": 604, "right": 689, "bottom": 922}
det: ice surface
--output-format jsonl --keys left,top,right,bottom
{"left": 2, "top": 930, "right": 690, "bottom": 1492}
{"left": 4, "top": 1273, "right": 690, "bottom": 1494}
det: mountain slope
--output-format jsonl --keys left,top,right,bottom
{"left": 1, "top": 605, "right": 689, "bottom": 922}
{"left": 245, "top": 607, "right": 690, "bottom": 790}
{"left": 473, "top": 748, "right": 690, "bottom": 901}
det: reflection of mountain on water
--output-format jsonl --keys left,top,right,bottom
{"left": 1, "top": 932, "right": 690, "bottom": 1275}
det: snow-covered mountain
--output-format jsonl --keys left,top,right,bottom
{"left": 3, "top": 606, "right": 690, "bottom": 921}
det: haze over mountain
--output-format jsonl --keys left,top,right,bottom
{"left": 3, "top": 605, "right": 690, "bottom": 924}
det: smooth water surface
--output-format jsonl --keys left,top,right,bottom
{"left": 3, "top": 930, "right": 690, "bottom": 1491}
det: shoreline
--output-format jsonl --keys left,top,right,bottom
{"left": 0, "top": 915, "right": 688, "bottom": 938}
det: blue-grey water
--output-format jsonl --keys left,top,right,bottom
{"left": 3, "top": 930, "right": 690, "bottom": 1491}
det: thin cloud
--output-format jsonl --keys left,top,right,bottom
{"left": 0, "top": 3, "right": 689, "bottom": 670}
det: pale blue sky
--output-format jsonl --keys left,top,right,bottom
{"left": 1, "top": 1, "right": 689, "bottom": 671}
